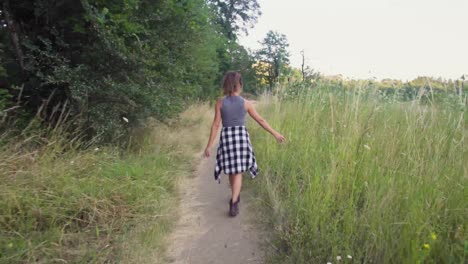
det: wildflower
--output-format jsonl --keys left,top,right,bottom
{"left": 122, "top": 117, "right": 129, "bottom": 123}
{"left": 347, "top": 255, "right": 352, "bottom": 259}
{"left": 431, "top": 232, "right": 437, "bottom": 240}
{"left": 336, "top": 256, "right": 342, "bottom": 261}
{"left": 423, "top": 243, "right": 430, "bottom": 249}
{"left": 364, "top": 144, "right": 371, "bottom": 150}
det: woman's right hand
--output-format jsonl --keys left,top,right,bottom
{"left": 204, "top": 147, "right": 211, "bottom": 157}
{"left": 274, "top": 132, "right": 286, "bottom": 143}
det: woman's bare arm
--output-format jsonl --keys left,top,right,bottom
{"left": 204, "top": 99, "right": 222, "bottom": 157}
{"left": 245, "top": 100, "right": 285, "bottom": 143}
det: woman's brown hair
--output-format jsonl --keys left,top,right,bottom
{"left": 222, "top": 71, "right": 243, "bottom": 95}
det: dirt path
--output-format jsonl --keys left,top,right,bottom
{"left": 166, "top": 146, "right": 264, "bottom": 264}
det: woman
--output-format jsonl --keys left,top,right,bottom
{"left": 204, "top": 71, "right": 285, "bottom": 217}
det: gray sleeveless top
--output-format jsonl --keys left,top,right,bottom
{"left": 221, "top": 96, "right": 246, "bottom": 127}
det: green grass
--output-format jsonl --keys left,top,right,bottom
{"left": 249, "top": 85, "right": 466, "bottom": 263}
{"left": 0, "top": 104, "right": 211, "bottom": 263}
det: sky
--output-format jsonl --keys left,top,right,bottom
{"left": 238, "top": 0, "right": 468, "bottom": 81}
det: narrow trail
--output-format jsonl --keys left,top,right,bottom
{"left": 166, "top": 146, "right": 264, "bottom": 264}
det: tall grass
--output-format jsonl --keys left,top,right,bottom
{"left": 0, "top": 104, "right": 212, "bottom": 263}
{"left": 249, "top": 85, "right": 466, "bottom": 263}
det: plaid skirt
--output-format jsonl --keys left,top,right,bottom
{"left": 214, "top": 126, "right": 259, "bottom": 183}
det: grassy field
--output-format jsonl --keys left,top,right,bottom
{"left": 0, "top": 104, "right": 212, "bottom": 263}
{"left": 249, "top": 84, "right": 466, "bottom": 263}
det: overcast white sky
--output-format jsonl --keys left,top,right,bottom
{"left": 238, "top": 0, "right": 468, "bottom": 80}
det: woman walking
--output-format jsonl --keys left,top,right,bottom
{"left": 204, "top": 71, "right": 285, "bottom": 217}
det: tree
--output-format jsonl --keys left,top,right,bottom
{"left": 0, "top": 0, "right": 230, "bottom": 141}
{"left": 255, "top": 31, "right": 290, "bottom": 89}
{"left": 215, "top": 40, "right": 257, "bottom": 93}
{"left": 209, "top": 0, "right": 261, "bottom": 40}
{"left": 208, "top": 0, "right": 260, "bottom": 94}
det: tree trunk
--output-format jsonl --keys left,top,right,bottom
{"left": 3, "top": 0, "right": 25, "bottom": 71}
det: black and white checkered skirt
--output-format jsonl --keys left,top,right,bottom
{"left": 214, "top": 126, "right": 259, "bottom": 182}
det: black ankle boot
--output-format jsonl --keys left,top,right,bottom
{"left": 233, "top": 198, "right": 239, "bottom": 215}
{"left": 229, "top": 197, "right": 240, "bottom": 217}
{"left": 229, "top": 199, "right": 236, "bottom": 217}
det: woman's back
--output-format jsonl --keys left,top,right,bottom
{"left": 221, "top": 96, "right": 246, "bottom": 127}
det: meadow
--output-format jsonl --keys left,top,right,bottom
{"left": 249, "top": 83, "right": 466, "bottom": 263}
{"left": 0, "top": 104, "right": 212, "bottom": 263}
{"left": 1, "top": 81, "right": 465, "bottom": 263}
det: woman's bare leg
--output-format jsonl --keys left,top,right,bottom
{"left": 229, "top": 173, "right": 242, "bottom": 203}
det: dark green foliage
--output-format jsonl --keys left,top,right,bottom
{"left": 0, "top": 43, "right": 10, "bottom": 115}
{"left": 209, "top": 0, "right": 261, "bottom": 40}
{"left": 0, "top": 0, "right": 258, "bottom": 142}
{"left": 215, "top": 40, "right": 257, "bottom": 94}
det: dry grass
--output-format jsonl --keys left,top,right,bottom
{"left": 118, "top": 103, "right": 213, "bottom": 263}
{"left": 0, "top": 103, "right": 213, "bottom": 263}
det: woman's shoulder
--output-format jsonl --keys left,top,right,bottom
{"left": 241, "top": 95, "right": 253, "bottom": 103}
{"left": 243, "top": 97, "right": 254, "bottom": 111}
{"left": 215, "top": 97, "right": 224, "bottom": 109}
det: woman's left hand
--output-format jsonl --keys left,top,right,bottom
{"left": 274, "top": 132, "right": 286, "bottom": 143}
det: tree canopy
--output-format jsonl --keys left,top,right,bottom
{"left": 0, "top": 0, "right": 261, "bottom": 142}
{"left": 209, "top": 0, "right": 261, "bottom": 40}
